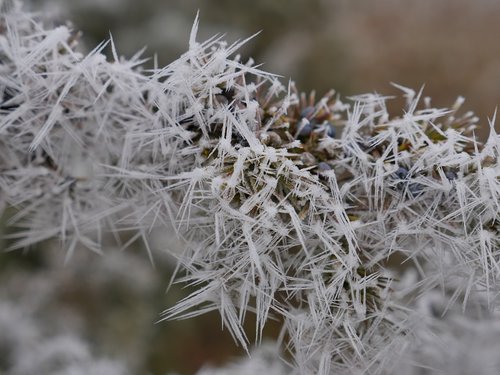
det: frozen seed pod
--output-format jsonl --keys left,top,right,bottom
{"left": 297, "top": 121, "right": 313, "bottom": 138}
{"left": 326, "top": 122, "right": 336, "bottom": 138}
{"left": 300, "top": 106, "right": 315, "bottom": 119}
{"left": 445, "top": 171, "right": 458, "bottom": 180}
{"left": 408, "top": 182, "right": 424, "bottom": 197}
{"left": 317, "top": 161, "right": 332, "bottom": 172}
{"left": 394, "top": 166, "right": 409, "bottom": 180}
{"left": 300, "top": 152, "right": 317, "bottom": 167}
{"left": 235, "top": 133, "right": 250, "bottom": 147}
{"left": 260, "top": 131, "right": 282, "bottom": 147}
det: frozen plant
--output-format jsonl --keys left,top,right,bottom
{"left": 0, "top": 244, "right": 165, "bottom": 372}
{"left": 0, "top": 1, "right": 499, "bottom": 374}
{"left": 192, "top": 343, "right": 291, "bottom": 375}
{"left": 0, "top": 302, "right": 128, "bottom": 375}
{"left": 390, "top": 288, "right": 500, "bottom": 375}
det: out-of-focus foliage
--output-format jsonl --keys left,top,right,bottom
{"left": 0, "top": 242, "right": 252, "bottom": 375}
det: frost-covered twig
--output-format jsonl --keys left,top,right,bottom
{"left": 1, "top": 2, "right": 499, "bottom": 374}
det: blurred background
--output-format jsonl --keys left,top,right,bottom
{"left": 2, "top": 0, "right": 500, "bottom": 374}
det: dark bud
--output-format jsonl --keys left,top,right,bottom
{"left": 325, "top": 122, "right": 336, "bottom": 138}
{"left": 394, "top": 166, "right": 409, "bottom": 180}
{"left": 300, "top": 152, "right": 317, "bottom": 167}
{"left": 300, "top": 106, "right": 315, "bottom": 119}
{"left": 235, "top": 133, "right": 249, "bottom": 147}
{"left": 298, "top": 123, "right": 313, "bottom": 138}
{"left": 318, "top": 162, "right": 332, "bottom": 172}
{"left": 408, "top": 182, "right": 424, "bottom": 197}
{"left": 261, "top": 131, "right": 282, "bottom": 147}
{"left": 445, "top": 171, "right": 457, "bottom": 180}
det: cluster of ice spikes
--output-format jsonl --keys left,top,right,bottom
{"left": 1, "top": 1, "right": 499, "bottom": 374}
